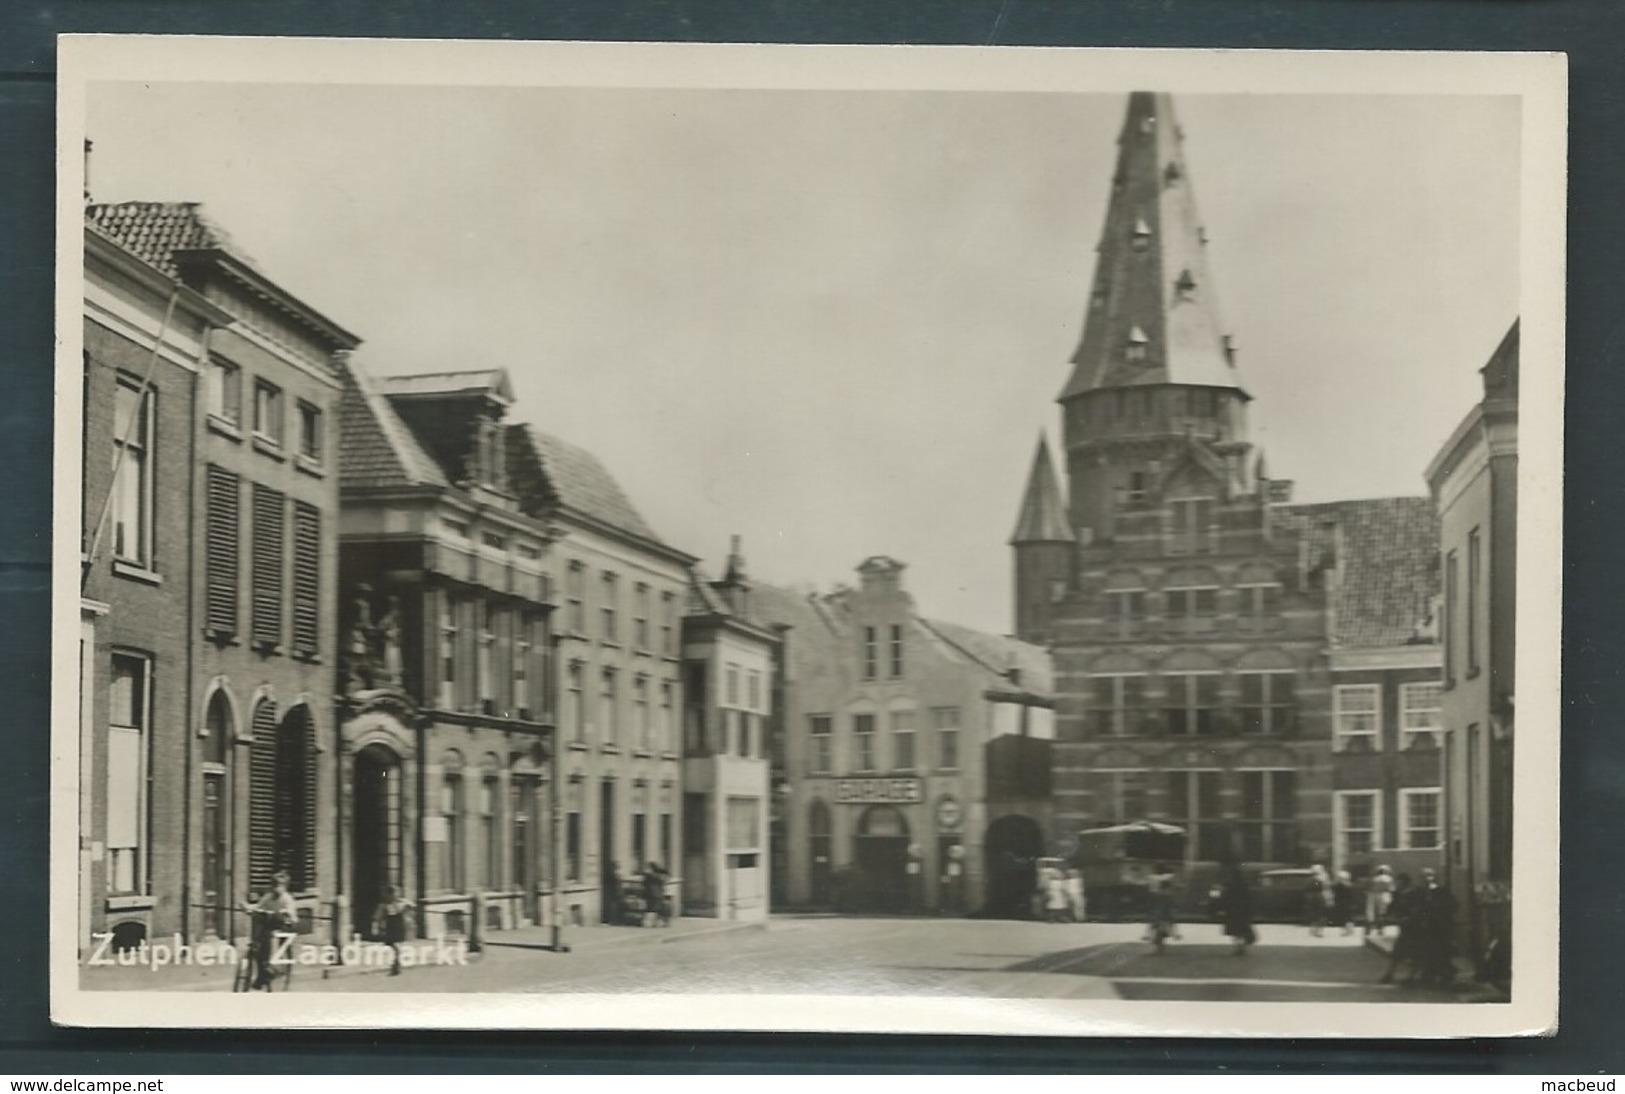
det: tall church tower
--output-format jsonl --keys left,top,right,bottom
{"left": 1016, "top": 92, "right": 1340, "bottom": 875}
{"left": 1058, "top": 91, "right": 1255, "bottom": 550}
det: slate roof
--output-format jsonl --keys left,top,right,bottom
{"left": 1277, "top": 497, "right": 1441, "bottom": 649}
{"left": 1011, "top": 436, "right": 1075, "bottom": 544}
{"left": 916, "top": 617, "right": 1055, "bottom": 695}
{"left": 1059, "top": 92, "right": 1245, "bottom": 401}
{"left": 507, "top": 424, "right": 665, "bottom": 545}
{"left": 86, "top": 201, "right": 251, "bottom": 279}
{"left": 337, "top": 358, "right": 451, "bottom": 491}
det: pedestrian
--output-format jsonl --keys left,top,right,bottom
{"left": 1220, "top": 864, "right": 1257, "bottom": 956}
{"left": 1144, "top": 862, "right": 1180, "bottom": 943}
{"left": 1042, "top": 864, "right": 1069, "bottom": 924}
{"left": 1333, "top": 869, "right": 1358, "bottom": 936}
{"left": 1379, "top": 872, "right": 1418, "bottom": 985}
{"left": 643, "top": 861, "right": 671, "bottom": 927}
{"left": 1064, "top": 868, "right": 1087, "bottom": 924}
{"left": 371, "top": 883, "right": 413, "bottom": 976}
{"left": 1306, "top": 864, "right": 1333, "bottom": 937}
{"left": 1366, "top": 865, "right": 1395, "bottom": 937}
{"left": 1413, "top": 867, "right": 1459, "bottom": 988}
{"left": 603, "top": 861, "right": 624, "bottom": 926}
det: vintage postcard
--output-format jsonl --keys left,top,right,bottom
{"left": 53, "top": 37, "right": 1564, "bottom": 1036}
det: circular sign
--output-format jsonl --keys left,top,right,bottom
{"left": 936, "top": 797, "right": 963, "bottom": 831}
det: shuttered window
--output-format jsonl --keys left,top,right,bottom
{"left": 251, "top": 485, "right": 285, "bottom": 649}
{"left": 291, "top": 501, "right": 320, "bottom": 657}
{"left": 248, "top": 700, "right": 279, "bottom": 896}
{"left": 204, "top": 466, "right": 240, "bottom": 636}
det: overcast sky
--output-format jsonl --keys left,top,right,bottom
{"left": 86, "top": 82, "right": 1519, "bottom": 636}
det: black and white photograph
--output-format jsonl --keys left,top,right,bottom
{"left": 53, "top": 38, "right": 1563, "bottom": 1037}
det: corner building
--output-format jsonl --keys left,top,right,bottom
{"left": 1014, "top": 93, "right": 1444, "bottom": 892}
{"left": 83, "top": 203, "right": 356, "bottom": 949}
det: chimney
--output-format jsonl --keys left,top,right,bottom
{"left": 856, "top": 556, "right": 907, "bottom": 596}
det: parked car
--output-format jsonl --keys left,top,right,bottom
{"left": 1205, "top": 867, "right": 1321, "bottom": 924}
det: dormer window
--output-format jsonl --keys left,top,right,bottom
{"left": 1132, "top": 218, "right": 1152, "bottom": 251}
{"left": 1140, "top": 114, "right": 1156, "bottom": 136}
{"left": 1174, "top": 269, "right": 1197, "bottom": 302}
{"left": 1126, "top": 325, "right": 1150, "bottom": 362}
{"left": 472, "top": 418, "right": 507, "bottom": 491}
{"left": 1164, "top": 162, "right": 1182, "bottom": 186}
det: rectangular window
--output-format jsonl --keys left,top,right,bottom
{"left": 1400, "top": 681, "right": 1443, "bottom": 749}
{"left": 513, "top": 615, "right": 532, "bottom": 718}
{"left": 1239, "top": 584, "right": 1282, "bottom": 630}
{"left": 635, "top": 676, "right": 651, "bottom": 751}
{"left": 600, "top": 572, "right": 619, "bottom": 642}
{"left": 442, "top": 774, "right": 464, "bottom": 892}
{"left": 1165, "top": 770, "right": 1225, "bottom": 860}
{"left": 439, "top": 594, "right": 460, "bottom": 710}
{"left": 726, "top": 797, "right": 760, "bottom": 849}
{"left": 249, "top": 485, "right": 285, "bottom": 649}
{"left": 1333, "top": 684, "right": 1381, "bottom": 752}
{"left": 1239, "top": 769, "right": 1297, "bottom": 862}
{"left": 252, "top": 380, "right": 283, "bottom": 446}
{"left": 659, "top": 681, "right": 674, "bottom": 753}
{"left": 1400, "top": 788, "right": 1442, "bottom": 850}
{"left": 474, "top": 601, "right": 495, "bottom": 711}
{"left": 566, "top": 561, "right": 585, "bottom": 634}
{"left": 889, "top": 624, "right": 904, "bottom": 678}
{"left": 1106, "top": 590, "right": 1146, "bottom": 638}
{"left": 1467, "top": 527, "right": 1482, "bottom": 675}
{"left": 208, "top": 358, "right": 241, "bottom": 425}
{"left": 862, "top": 627, "right": 877, "bottom": 680}
{"left": 726, "top": 664, "right": 740, "bottom": 706}
{"left": 566, "top": 810, "right": 582, "bottom": 883}
{"left": 290, "top": 502, "right": 321, "bottom": 657}
{"left": 891, "top": 710, "right": 916, "bottom": 771}
{"left": 933, "top": 707, "right": 961, "bottom": 770}
{"left": 854, "top": 713, "right": 877, "bottom": 773}
{"left": 296, "top": 401, "right": 323, "bottom": 464}
{"left": 809, "top": 715, "right": 833, "bottom": 775}
{"left": 1166, "top": 587, "right": 1219, "bottom": 633}
{"left": 1444, "top": 550, "right": 1458, "bottom": 687}
{"left": 1096, "top": 769, "right": 1148, "bottom": 824}
{"left": 1336, "top": 790, "right": 1381, "bottom": 860}
{"left": 747, "top": 671, "right": 761, "bottom": 712}
{"left": 107, "top": 654, "right": 150, "bottom": 894}
{"left": 1168, "top": 498, "right": 1214, "bottom": 554}
{"left": 481, "top": 777, "right": 500, "bottom": 889}
{"left": 1163, "top": 674, "right": 1221, "bottom": 736}
{"left": 634, "top": 583, "right": 650, "bottom": 650}
{"left": 1089, "top": 675, "right": 1146, "bottom": 736}
{"left": 600, "top": 669, "right": 618, "bottom": 744}
{"left": 568, "top": 661, "right": 585, "bottom": 743}
{"left": 204, "top": 465, "right": 240, "bottom": 636}
{"left": 660, "top": 591, "right": 676, "bottom": 655}
{"left": 1238, "top": 672, "right": 1296, "bottom": 736}
{"left": 112, "top": 378, "right": 154, "bottom": 568}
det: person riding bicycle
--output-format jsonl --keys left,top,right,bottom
{"left": 242, "top": 870, "right": 298, "bottom": 989}
{"left": 1144, "top": 863, "right": 1180, "bottom": 945}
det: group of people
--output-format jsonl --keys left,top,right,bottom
{"left": 1037, "top": 863, "right": 1088, "bottom": 923}
{"left": 1375, "top": 867, "right": 1461, "bottom": 987}
{"left": 603, "top": 861, "right": 673, "bottom": 928}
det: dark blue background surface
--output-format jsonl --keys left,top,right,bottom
{"left": 1, "top": 0, "right": 1618, "bottom": 1073}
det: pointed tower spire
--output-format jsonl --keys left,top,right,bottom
{"left": 1010, "top": 435, "right": 1075, "bottom": 545}
{"left": 1059, "top": 92, "right": 1245, "bottom": 401}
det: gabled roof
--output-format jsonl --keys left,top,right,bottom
{"left": 506, "top": 424, "right": 666, "bottom": 546}
{"left": 916, "top": 617, "right": 1054, "bottom": 696}
{"left": 337, "top": 357, "right": 452, "bottom": 491}
{"left": 1481, "top": 318, "right": 1519, "bottom": 405}
{"left": 1277, "top": 497, "right": 1441, "bottom": 650}
{"left": 375, "top": 369, "right": 515, "bottom": 404}
{"left": 1059, "top": 92, "right": 1245, "bottom": 401}
{"left": 1010, "top": 436, "right": 1075, "bottom": 544}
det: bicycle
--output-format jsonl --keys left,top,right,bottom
{"left": 232, "top": 909, "right": 296, "bottom": 992}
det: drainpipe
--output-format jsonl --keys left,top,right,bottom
{"left": 180, "top": 320, "right": 209, "bottom": 943}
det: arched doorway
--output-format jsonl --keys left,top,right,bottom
{"left": 984, "top": 814, "right": 1045, "bottom": 919}
{"left": 807, "top": 799, "right": 832, "bottom": 907}
{"left": 851, "top": 804, "right": 911, "bottom": 914}
{"left": 353, "top": 743, "right": 404, "bottom": 938}
{"left": 200, "top": 690, "right": 233, "bottom": 939}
